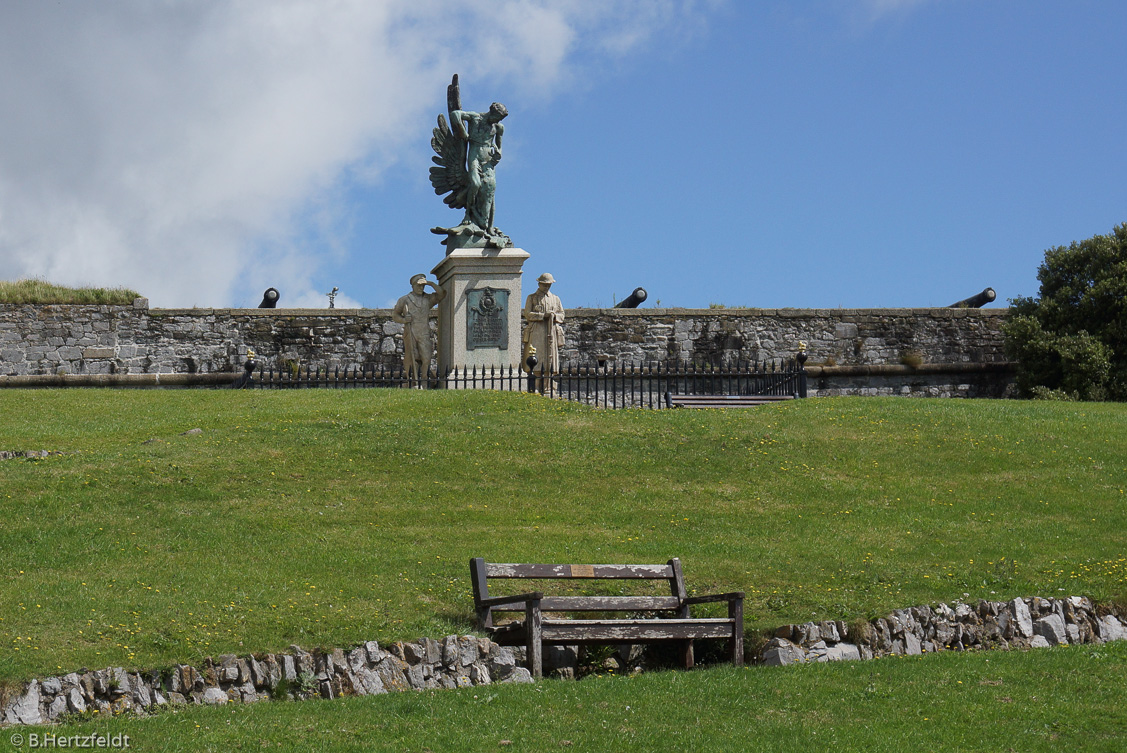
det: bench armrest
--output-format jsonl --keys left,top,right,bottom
{"left": 682, "top": 591, "right": 745, "bottom": 606}
{"left": 476, "top": 591, "right": 544, "bottom": 609}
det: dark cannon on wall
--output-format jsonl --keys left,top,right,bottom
{"left": 948, "top": 287, "right": 996, "bottom": 309}
{"left": 615, "top": 287, "right": 648, "bottom": 308}
{"left": 259, "top": 288, "right": 280, "bottom": 308}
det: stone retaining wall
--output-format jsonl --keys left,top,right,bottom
{"left": 562, "top": 308, "right": 1007, "bottom": 367}
{"left": 763, "top": 596, "right": 1125, "bottom": 665}
{"left": 4, "top": 596, "right": 1124, "bottom": 726}
{"left": 0, "top": 302, "right": 404, "bottom": 378}
{"left": 2, "top": 637, "right": 531, "bottom": 726}
{"left": 0, "top": 301, "right": 1011, "bottom": 396}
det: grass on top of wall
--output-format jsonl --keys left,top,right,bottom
{"left": 0, "top": 278, "right": 141, "bottom": 305}
{"left": 0, "top": 390, "right": 1125, "bottom": 684}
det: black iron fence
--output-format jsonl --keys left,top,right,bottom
{"left": 240, "top": 358, "right": 807, "bottom": 408}
{"left": 552, "top": 359, "right": 807, "bottom": 408}
{"left": 247, "top": 363, "right": 447, "bottom": 390}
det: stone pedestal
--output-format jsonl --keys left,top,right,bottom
{"left": 431, "top": 246, "right": 530, "bottom": 373}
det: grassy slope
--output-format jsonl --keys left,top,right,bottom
{"left": 3, "top": 390, "right": 1127, "bottom": 751}
{"left": 1, "top": 390, "right": 1124, "bottom": 682}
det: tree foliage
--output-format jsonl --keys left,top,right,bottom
{"left": 1004, "top": 223, "right": 1127, "bottom": 401}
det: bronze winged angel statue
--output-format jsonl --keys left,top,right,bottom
{"left": 430, "top": 75, "right": 512, "bottom": 251}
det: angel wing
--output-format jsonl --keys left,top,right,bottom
{"left": 429, "top": 74, "right": 469, "bottom": 209}
{"left": 430, "top": 113, "right": 468, "bottom": 209}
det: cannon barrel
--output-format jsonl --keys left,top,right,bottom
{"left": 614, "top": 287, "right": 648, "bottom": 308}
{"left": 258, "top": 288, "right": 280, "bottom": 309}
{"left": 948, "top": 287, "right": 995, "bottom": 309}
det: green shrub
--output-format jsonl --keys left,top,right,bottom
{"left": 1004, "top": 223, "right": 1127, "bottom": 400}
{"left": 1004, "top": 314, "right": 1111, "bottom": 401}
{"left": 899, "top": 349, "right": 924, "bottom": 368}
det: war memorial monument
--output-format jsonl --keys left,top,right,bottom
{"left": 421, "top": 74, "right": 543, "bottom": 377}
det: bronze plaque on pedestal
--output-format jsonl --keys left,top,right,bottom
{"left": 466, "top": 287, "right": 509, "bottom": 350}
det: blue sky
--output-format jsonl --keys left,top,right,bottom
{"left": 2, "top": 1, "right": 1125, "bottom": 309}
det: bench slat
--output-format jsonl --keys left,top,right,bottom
{"left": 541, "top": 618, "right": 735, "bottom": 642}
{"left": 669, "top": 394, "right": 794, "bottom": 408}
{"left": 671, "top": 394, "right": 793, "bottom": 401}
{"left": 491, "top": 596, "right": 682, "bottom": 613}
{"left": 485, "top": 563, "right": 674, "bottom": 579}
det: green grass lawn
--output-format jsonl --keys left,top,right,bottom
{"left": 2, "top": 390, "right": 1126, "bottom": 749}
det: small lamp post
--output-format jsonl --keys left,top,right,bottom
{"left": 525, "top": 347, "right": 538, "bottom": 393}
{"left": 232, "top": 349, "right": 257, "bottom": 389}
{"left": 796, "top": 341, "right": 808, "bottom": 398}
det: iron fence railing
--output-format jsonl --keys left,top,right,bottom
{"left": 240, "top": 359, "right": 808, "bottom": 408}
{"left": 555, "top": 359, "right": 807, "bottom": 408}
{"left": 248, "top": 363, "right": 446, "bottom": 390}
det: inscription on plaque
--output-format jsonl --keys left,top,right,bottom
{"left": 570, "top": 565, "right": 595, "bottom": 578}
{"left": 466, "top": 287, "right": 509, "bottom": 350}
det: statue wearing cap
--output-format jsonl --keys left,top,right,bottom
{"left": 522, "top": 273, "right": 565, "bottom": 377}
{"left": 393, "top": 274, "right": 448, "bottom": 383}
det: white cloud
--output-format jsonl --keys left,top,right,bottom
{"left": 0, "top": 0, "right": 702, "bottom": 307}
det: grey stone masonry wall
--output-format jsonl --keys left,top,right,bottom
{"left": 562, "top": 308, "right": 1011, "bottom": 398}
{"left": 563, "top": 307, "right": 1007, "bottom": 367}
{"left": 762, "top": 596, "right": 1124, "bottom": 666}
{"left": 1, "top": 301, "right": 1009, "bottom": 396}
{"left": 4, "top": 596, "right": 1123, "bottom": 726}
{"left": 2, "top": 637, "right": 532, "bottom": 726}
{"left": 0, "top": 301, "right": 409, "bottom": 377}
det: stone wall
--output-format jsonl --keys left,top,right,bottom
{"left": 803, "top": 363, "right": 1013, "bottom": 398}
{"left": 563, "top": 308, "right": 1012, "bottom": 398}
{"left": 763, "top": 595, "right": 1125, "bottom": 666}
{"left": 2, "top": 636, "right": 531, "bottom": 726}
{"left": 0, "top": 301, "right": 405, "bottom": 378}
{"left": 0, "top": 301, "right": 1011, "bottom": 396}
{"left": 4, "top": 596, "right": 1123, "bottom": 726}
{"left": 562, "top": 308, "right": 1007, "bottom": 367}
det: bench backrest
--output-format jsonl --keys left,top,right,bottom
{"left": 470, "top": 558, "right": 689, "bottom": 628}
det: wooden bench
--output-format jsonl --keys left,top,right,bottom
{"left": 470, "top": 558, "right": 744, "bottom": 678}
{"left": 665, "top": 393, "right": 796, "bottom": 408}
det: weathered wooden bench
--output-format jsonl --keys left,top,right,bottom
{"left": 665, "top": 393, "right": 795, "bottom": 408}
{"left": 470, "top": 558, "right": 744, "bottom": 678}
